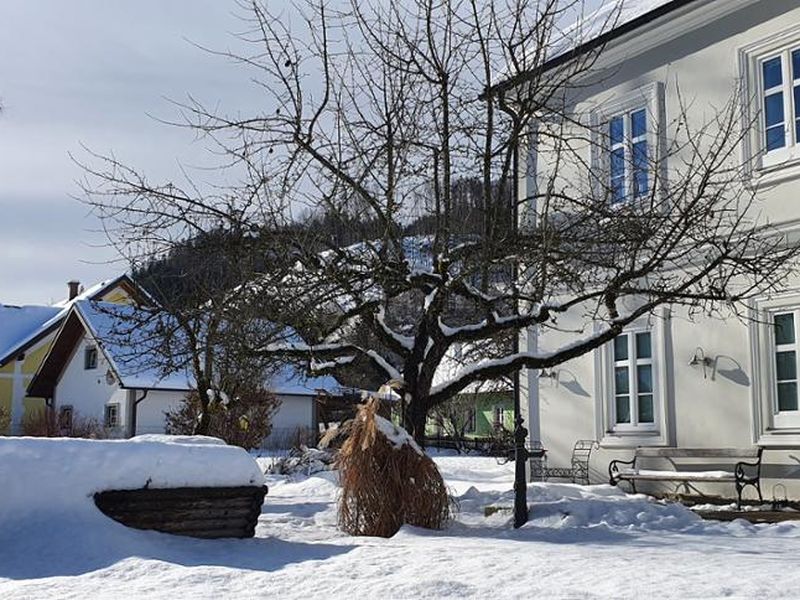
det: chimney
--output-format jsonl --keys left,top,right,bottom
{"left": 67, "top": 280, "right": 81, "bottom": 301}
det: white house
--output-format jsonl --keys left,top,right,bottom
{"left": 27, "top": 300, "right": 342, "bottom": 445}
{"left": 510, "top": 0, "right": 800, "bottom": 500}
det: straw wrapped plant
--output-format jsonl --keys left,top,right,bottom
{"left": 337, "top": 397, "right": 452, "bottom": 537}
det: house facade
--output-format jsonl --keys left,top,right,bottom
{"left": 27, "top": 300, "right": 343, "bottom": 445}
{"left": 517, "top": 0, "right": 800, "bottom": 500}
{"left": 0, "top": 276, "right": 137, "bottom": 434}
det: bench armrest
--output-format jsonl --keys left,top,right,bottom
{"left": 608, "top": 456, "right": 636, "bottom": 485}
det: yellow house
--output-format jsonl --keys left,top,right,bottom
{"left": 0, "top": 275, "right": 138, "bottom": 434}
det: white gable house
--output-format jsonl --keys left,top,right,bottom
{"left": 509, "top": 0, "right": 800, "bottom": 500}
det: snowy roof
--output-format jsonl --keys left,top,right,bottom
{"left": 75, "top": 301, "right": 194, "bottom": 391}
{"left": 268, "top": 363, "right": 342, "bottom": 396}
{"left": 0, "top": 275, "right": 134, "bottom": 366}
{"left": 489, "top": 0, "right": 688, "bottom": 95}
{"left": 75, "top": 301, "right": 343, "bottom": 396}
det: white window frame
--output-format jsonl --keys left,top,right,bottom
{"left": 84, "top": 346, "right": 98, "bottom": 370}
{"left": 739, "top": 25, "right": 800, "bottom": 183}
{"left": 104, "top": 403, "right": 120, "bottom": 429}
{"left": 610, "top": 329, "right": 658, "bottom": 432}
{"left": 594, "top": 309, "right": 672, "bottom": 448}
{"left": 750, "top": 294, "right": 800, "bottom": 446}
{"left": 590, "top": 81, "right": 666, "bottom": 206}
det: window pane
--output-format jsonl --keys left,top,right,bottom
{"left": 765, "top": 92, "right": 785, "bottom": 127}
{"left": 610, "top": 147, "right": 625, "bottom": 178}
{"left": 767, "top": 125, "right": 786, "bottom": 151}
{"left": 637, "top": 365, "right": 653, "bottom": 394}
{"left": 793, "top": 50, "right": 800, "bottom": 80}
{"left": 610, "top": 116, "right": 624, "bottom": 146}
{"left": 616, "top": 395, "right": 631, "bottom": 423}
{"left": 778, "top": 382, "right": 798, "bottom": 411}
{"left": 615, "top": 366, "right": 630, "bottom": 394}
{"left": 632, "top": 141, "right": 648, "bottom": 197}
{"left": 630, "top": 109, "right": 646, "bottom": 138}
{"left": 763, "top": 56, "right": 783, "bottom": 89}
{"left": 611, "top": 177, "right": 625, "bottom": 205}
{"left": 775, "top": 313, "right": 795, "bottom": 345}
{"left": 776, "top": 351, "right": 797, "bottom": 381}
{"left": 636, "top": 332, "right": 652, "bottom": 359}
{"left": 638, "top": 394, "right": 654, "bottom": 423}
{"left": 614, "top": 336, "right": 628, "bottom": 361}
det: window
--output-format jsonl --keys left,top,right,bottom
{"left": 493, "top": 406, "right": 505, "bottom": 429}
{"left": 595, "top": 311, "right": 671, "bottom": 448}
{"left": 608, "top": 108, "right": 649, "bottom": 204}
{"left": 750, "top": 297, "right": 800, "bottom": 444}
{"left": 58, "top": 405, "right": 73, "bottom": 435}
{"left": 591, "top": 82, "right": 664, "bottom": 206}
{"left": 84, "top": 346, "right": 98, "bottom": 370}
{"left": 611, "top": 331, "right": 656, "bottom": 428}
{"left": 760, "top": 49, "right": 800, "bottom": 154}
{"left": 465, "top": 408, "right": 476, "bottom": 433}
{"left": 104, "top": 404, "right": 120, "bottom": 429}
{"left": 739, "top": 26, "right": 800, "bottom": 178}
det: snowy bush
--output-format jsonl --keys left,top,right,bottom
{"left": 267, "top": 446, "right": 336, "bottom": 475}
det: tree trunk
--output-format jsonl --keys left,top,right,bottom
{"left": 194, "top": 394, "right": 212, "bottom": 435}
{"left": 402, "top": 398, "right": 428, "bottom": 446}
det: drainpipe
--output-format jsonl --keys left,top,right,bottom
{"left": 129, "top": 390, "right": 149, "bottom": 437}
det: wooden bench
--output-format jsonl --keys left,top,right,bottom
{"left": 608, "top": 447, "right": 763, "bottom": 508}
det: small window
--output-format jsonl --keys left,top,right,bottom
{"left": 493, "top": 406, "right": 505, "bottom": 429}
{"left": 104, "top": 404, "right": 120, "bottom": 429}
{"left": 84, "top": 346, "right": 98, "bottom": 370}
{"left": 465, "top": 408, "right": 476, "bottom": 433}
{"left": 58, "top": 405, "right": 73, "bottom": 435}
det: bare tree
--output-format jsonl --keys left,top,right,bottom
{"left": 81, "top": 0, "right": 800, "bottom": 443}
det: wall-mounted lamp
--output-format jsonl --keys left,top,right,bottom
{"left": 539, "top": 369, "right": 558, "bottom": 381}
{"left": 688, "top": 347, "right": 714, "bottom": 379}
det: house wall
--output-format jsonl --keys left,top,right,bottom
{"left": 54, "top": 333, "right": 125, "bottom": 434}
{"left": 133, "top": 390, "right": 185, "bottom": 435}
{"left": 525, "top": 2, "right": 800, "bottom": 500}
{"left": 261, "top": 393, "right": 316, "bottom": 448}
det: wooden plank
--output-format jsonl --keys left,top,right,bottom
{"left": 635, "top": 447, "right": 760, "bottom": 458}
{"left": 102, "top": 507, "right": 257, "bottom": 522}
{"left": 96, "top": 496, "right": 258, "bottom": 512}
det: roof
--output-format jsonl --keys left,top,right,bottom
{"left": 0, "top": 274, "right": 139, "bottom": 367}
{"left": 29, "top": 300, "right": 345, "bottom": 398}
{"left": 487, "top": 0, "right": 697, "bottom": 97}
{"left": 76, "top": 301, "right": 193, "bottom": 391}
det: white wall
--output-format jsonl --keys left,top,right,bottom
{"left": 527, "top": 3, "right": 800, "bottom": 499}
{"left": 55, "top": 333, "right": 126, "bottom": 434}
{"left": 133, "top": 389, "right": 185, "bottom": 435}
{"left": 262, "top": 394, "right": 316, "bottom": 449}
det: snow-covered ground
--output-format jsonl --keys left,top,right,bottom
{"left": 3, "top": 448, "right": 800, "bottom": 599}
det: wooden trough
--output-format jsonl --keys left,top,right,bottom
{"left": 94, "top": 485, "right": 268, "bottom": 539}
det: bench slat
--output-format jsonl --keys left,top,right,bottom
{"left": 616, "top": 468, "right": 736, "bottom": 482}
{"left": 634, "top": 447, "right": 759, "bottom": 459}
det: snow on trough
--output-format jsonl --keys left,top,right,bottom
{"left": 0, "top": 435, "right": 264, "bottom": 524}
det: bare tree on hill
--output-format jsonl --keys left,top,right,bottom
{"left": 81, "top": 0, "right": 800, "bottom": 442}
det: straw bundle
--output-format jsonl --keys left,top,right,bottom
{"left": 337, "top": 398, "right": 452, "bottom": 537}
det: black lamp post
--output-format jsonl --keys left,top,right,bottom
{"left": 511, "top": 140, "right": 529, "bottom": 529}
